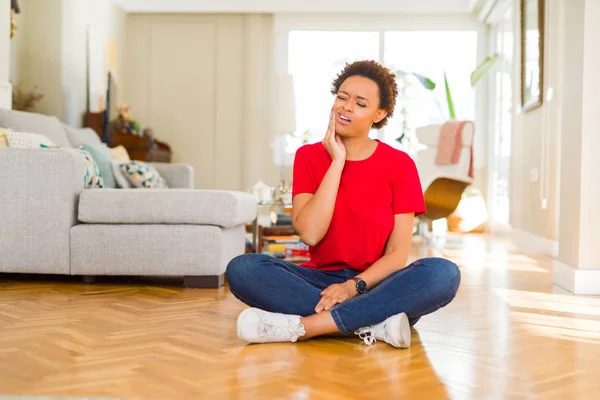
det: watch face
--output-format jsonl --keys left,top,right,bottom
{"left": 357, "top": 279, "right": 367, "bottom": 293}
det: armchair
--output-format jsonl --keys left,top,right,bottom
{"left": 415, "top": 123, "right": 474, "bottom": 224}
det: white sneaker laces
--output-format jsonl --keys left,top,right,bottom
{"left": 355, "top": 322, "right": 388, "bottom": 345}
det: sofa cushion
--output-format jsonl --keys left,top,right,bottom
{"left": 63, "top": 124, "right": 102, "bottom": 148}
{"left": 78, "top": 189, "right": 258, "bottom": 228}
{"left": 0, "top": 109, "right": 72, "bottom": 147}
{"left": 81, "top": 143, "right": 116, "bottom": 188}
{"left": 70, "top": 224, "right": 245, "bottom": 276}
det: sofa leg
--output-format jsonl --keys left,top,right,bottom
{"left": 82, "top": 275, "right": 96, "bottom": 284}
{"left": 184, "top": 274, "right": 225, "bottom": 288}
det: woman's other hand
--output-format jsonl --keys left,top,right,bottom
{"left": 322, "top": 111, "right": 346, "bottom": 164}
{"left": 315, "top": 281, "right": 357, "bottom": 313}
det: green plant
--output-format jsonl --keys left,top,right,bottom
{"left": 443, "top": 52, "right": 501, "bottom": 120}
{"left": 396, "top": 53, "right": 500, "bottom": 125}
{"left": 396, "top": 70, "right": 436, "bottom": 90}
{"left": 471, "top": 53, "right": 500, "bottom": 87}
{"left": 444, "top": 72, "right": 456, "bottom": 119}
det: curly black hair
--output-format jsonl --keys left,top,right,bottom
{"left": 331, "top": 60, "right": 398, "bottom": 130}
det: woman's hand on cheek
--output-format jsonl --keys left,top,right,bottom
{"left": 322, "top": 111, "right": 346, "bottom": 163}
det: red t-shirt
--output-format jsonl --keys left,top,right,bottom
{"left": 292, "top": 139, "right": 426, "bottom": 272}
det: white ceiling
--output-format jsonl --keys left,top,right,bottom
{"left": 112, "top": 0, "right": 480, "bottom": 14}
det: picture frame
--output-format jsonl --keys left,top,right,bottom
{"left": 520, "top": 0, "right": 544, "bottom": 112}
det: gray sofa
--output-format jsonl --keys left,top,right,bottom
{"left": 0, "top": 108, "right": 257, "bottom": 287}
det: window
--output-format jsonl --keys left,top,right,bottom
{"left": 383, "top": 31, "right": 478, "bottom": 147}
{"left": 283, "top": 29, "right": 478, "bottom": 159}
{"left": 286, "top": 31, "right": 380, "bottom": 152}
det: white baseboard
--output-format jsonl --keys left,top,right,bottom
{"left": 553, "top": 259, "right": 600, "bottom": 294}
{"left": 492, "top": 223, "right": 559, "bottom": 258}
{"left": 0, "top": 81, "right": 12, "bottom": 109}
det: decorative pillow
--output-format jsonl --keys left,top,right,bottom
{"left": 6, "top": 131, "right": 56, "bottom": 148}
{"left": 0, "top": 127, "right": 11, "bottom": 147}
{"left": 81, "top": 143, "right": 116, "bottom": 188}
{"left": 41, "top": 144, "right": 104, "bottom": 189}
{"left": 80, "top": 148, "right": 105, "bottom": 189}
{"left": 110, "top": 145, "right": 131, "bottom": 161}
{"left": 63, "top": 123, "right": 102, "bottom": 148}
{"left": 120, "top": 161, "right": 168, "bottom": 189}
{"left": 111, "top": 160, "right": 132, "bottom": 189}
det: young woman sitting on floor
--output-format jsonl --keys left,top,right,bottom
{"left": 226, "top": 60, "right": 461, "bottom": 349}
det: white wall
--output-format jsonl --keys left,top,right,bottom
{"left": 577, "top": 0, "right": 600, "bottom": 271}
{"left": 551, "top": 0, "right": 600, "bottom": 294}
{"left": 61, "top": 0, "right": 127, "bottom": 126}
{"left": 125, "top": 14, "right": 277, "bottom": 191}
{"left": 10, "top": 0, "right": 126, "bottom": 126}
{"left": 0, "top": 0, "right": 11, "bottom": 108}
{"left": 554, "top": 0, "right": 584, "bottom": 267}
{"left": 10, "top": 0, "right": 64, "bottom": 118}
{"left": 509, "top": 0, "right": 561, "bottom": 241}
{"left": 243, "top": 14, "right": 280, "bottom": 189}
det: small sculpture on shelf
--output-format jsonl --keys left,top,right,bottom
{"left": 105, "top": 104, "right": 172, "bottom": 163}
{"left": 274, "top": 181, "right": 292, "bottom": 205}
{"left": 113, "top": 104, "right": 142, "bottom": 136}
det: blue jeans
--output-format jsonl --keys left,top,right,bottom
{"left": 226, "top": 254, "right": 461, "bottom": 335}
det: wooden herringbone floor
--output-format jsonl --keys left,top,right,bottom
{"left": 1, "top": 234, "right": 600, "bottom": 399}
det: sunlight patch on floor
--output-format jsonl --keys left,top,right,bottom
{"left": 519, "top": 323, "right": 600, "bottom": 345}
{"left": 496, "top": 288, "right": 600, "bottom": 316}
{"left": 511, "top": 310, "right": 600, "bottom": 331}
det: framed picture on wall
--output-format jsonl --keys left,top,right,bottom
{"left": 520, "top": 0, "right": 544, "bottom": 111}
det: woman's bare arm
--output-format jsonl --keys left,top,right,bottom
{"left": 292, "top": 160, "right": 344, "bottom": 246}
{"left": 292, "top": 111, "right": 346, "bottom": 246}
{"left": 354, "top": 213, "right": 415, "bottom": 288}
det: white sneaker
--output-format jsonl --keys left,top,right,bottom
{"left": 354, "top": 312, "right": 411, "bottom": 349}
{"left": 237, "top": 308, "right": 306, "bottom": 344}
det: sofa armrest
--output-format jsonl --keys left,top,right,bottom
{"left": 0, "top": 148, "right": 86, "bottom": 274}
{"left": 150, "top": 162, "right": 194, "bottom": 189}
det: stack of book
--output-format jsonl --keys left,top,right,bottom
{"left": 262, "top": 234, "right": 310, "bottom": 263}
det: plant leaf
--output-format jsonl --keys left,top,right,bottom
{"left": 471, "top": 53, "right": 500, "bottom": 86}
{"left": 413, "top": 73, "right": 436, "bottom": 90}
{"left": 395, "top": 70, "right": 436, "bottom": 90}
{"left": 444, "top": 72, "right": 456, "bottom": 120}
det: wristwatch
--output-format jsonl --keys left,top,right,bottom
{"left": 353, "top": 277, "right": 368, "bottom": 294}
